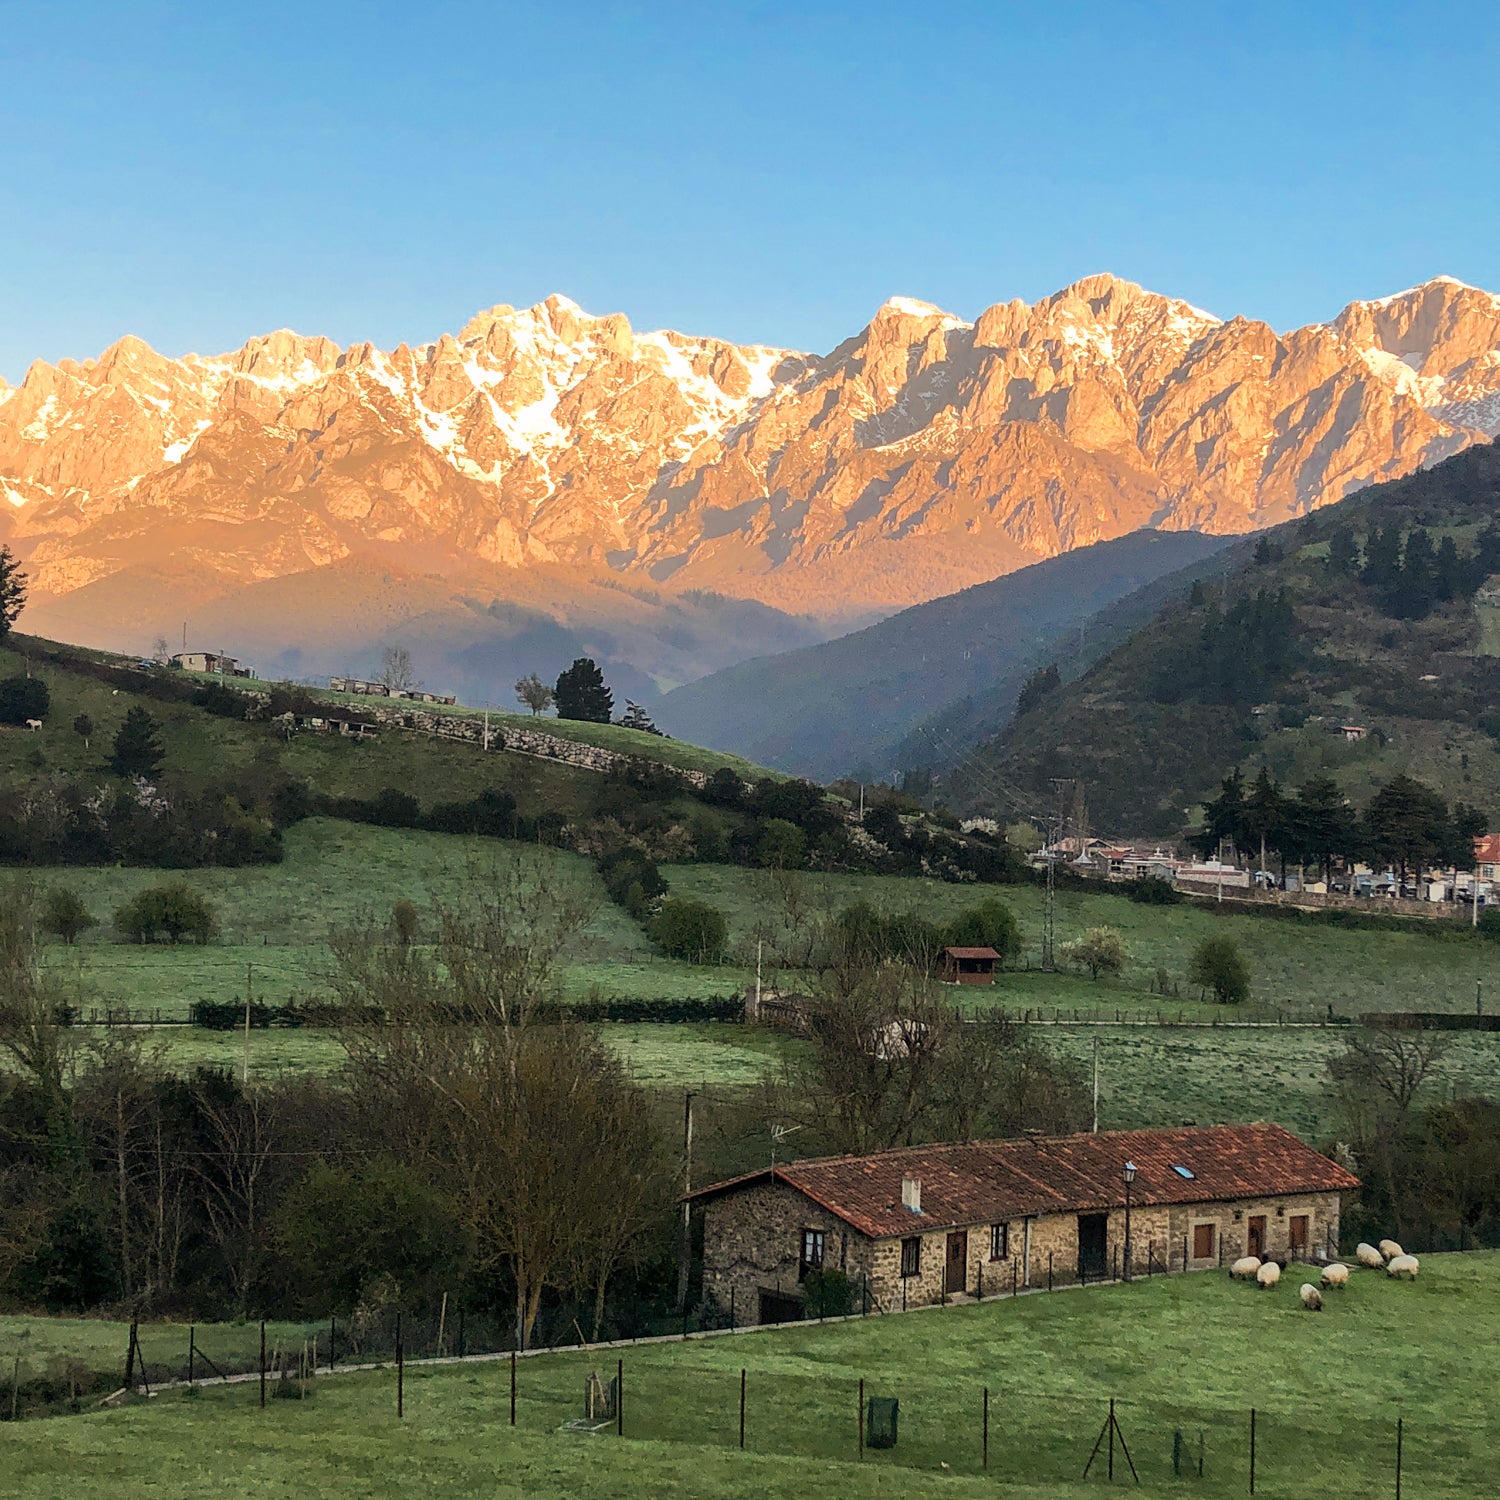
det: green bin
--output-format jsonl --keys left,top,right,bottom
{"left": 866, "top": 1396, "right": 899, "bottom": 1449}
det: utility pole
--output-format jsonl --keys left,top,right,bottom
{"left": 242, "top": 964, "right": 253, "bottom": 1085}
{"left": 676, "top": 1089, "right": 698, "bottom": 1312}
{"left": 754, "top": 939, "right": 763, "bottom": 1014}
{"left": 1473, "top": 867, "right": 1481, "bottom": 928}
{"left": 1044, "top": 778, "right": 1073, "bottom": 971}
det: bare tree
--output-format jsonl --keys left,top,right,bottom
{"left": 1330, "top": 1027, "right": 1449, "bottom": 1123}
{"left": 380, "top": 646, "right": 418, "bottom": 693}
{"left": 0, "top": 878, "right": 76, "bottom": 1137}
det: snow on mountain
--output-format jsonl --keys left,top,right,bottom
{"left": 4, "top": 274, "right": 1500, "bottom": 683}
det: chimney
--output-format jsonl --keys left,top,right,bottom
{"left": 901, "top": 1176, "right": 922, "bottom": 1214}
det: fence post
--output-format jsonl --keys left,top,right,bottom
{"left": 1048, "top": 1252, "right": 1053, "bottom": 1291}
{"left": 1183, "top": 1234, "right": 1189, "bottom": 1272}
{"left": 983, "top": 1385, "right": 989, "bottom": 1471}
{"left": 616, "top": 1357, "right": 624, "bottom": 1438}
{"left": 1012, "top": 1259, "right": 1018, "bottom": 1298}
{"left": 1396, "top": 1416, "right": 1403, "bottom": 1500}
{"left": 259, "top": 1320, "right": 266, "bottom": 1409}
{"left": 458, "top": 1309, "right": 466, "bottom": 1360}
{"left": 329, "top": 1314, "right": 336, "bottom": 1368}
{"left": 1249, "top": 1407, "right": 1256, "bottom": 1495}
{"left": 739, "top": 1368, "right": 746, "bottom": 1450}
{"left": 1113, "top": 1247, "right": 1119, "bottom": 1281}
{"left": 730, "top": 1286, "right": 736, "bottom": 1327}
{"left": 510, "top": 1350, "right": 516, "bottom": 1426}
{"left": 858, "top": 1377, "right": 864, "bottom": 1460}
{"left": 1108, "top": 1397, "right": 1116, "bottom": 1482}
{"left": 396, "top": 1312, "right": 404, "bottom": 1420}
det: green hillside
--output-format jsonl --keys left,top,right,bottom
{"left": 658, "top": 530, "right": 1227, "bottom": 780}
{"left": 961, "top": 442, "right": 1500, "bottom": 833}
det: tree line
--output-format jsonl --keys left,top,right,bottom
{"left": 1194, "top": 768, "right": 1486, "bottom": 885}
{"left": 1325, "top": 520, "right": 1500, "bottom": 621}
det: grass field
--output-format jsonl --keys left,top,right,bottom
{"left": 6, "top": 1254, "right": 1495, "bottom": 1497}
{"left": 36, "top": 820, "right": 748, "bottom": 1017}
{"left": 670, "top": 863, "right": 1500, "bottom": 1017}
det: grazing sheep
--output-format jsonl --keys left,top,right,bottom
{"left": 1299, "top": 1283, "right": 1324, "bottom": 1311}
{"left": 1255, "top": 1262, "right": 1281, "bottom": 1289}
{"left": 1356, "top": 1243, "right": 1385, "bottom": 1269}
{"left": 1378, "top": 1239, "right": 1404, "bottom": 1261}
{"left": 1320, "top": 1263, "right": 1350, "bottom": 1289}
{"left": 1386, "top": 1255, "right": 1420, "bottom": 1281}
{"left": 24, "top": 719, "right": 42, "bottom": 731}
{"left": 1230, "top": 1256, "right": 1262, "bottom": 1280}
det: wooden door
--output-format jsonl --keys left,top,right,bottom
{"left": 1288, "top": 1215, "right": 1309, "bottom": 1255}
{"left": 1247, "top": 1215, "right": 1267, "bottom": 1258}
{"left": 1078, "top": 1213, "right": 1108, "bottom": 1280}
{"left": 945, "top": 1231, "right": 968, "bottom": 1294}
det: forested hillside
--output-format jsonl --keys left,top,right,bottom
{"left": 956, "top": 442, "right": 1500, "bottom": 834}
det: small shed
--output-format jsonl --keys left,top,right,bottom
{"left": 937, "top": 946, "right": 1000, "bottom": 985}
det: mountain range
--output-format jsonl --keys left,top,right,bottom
{"left": 4, "top": 273, "right": 1500, "bottom": 701}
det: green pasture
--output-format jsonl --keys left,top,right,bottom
{"left": 669, "top": 863, "right": 1500, "bottom": 1017}
{"left": 6, "top": 1254, "right": 1495, "bottom": 1498}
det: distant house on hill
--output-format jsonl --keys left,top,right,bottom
{"left": 937, "top": 946, "right": 1000, "bottom": 985}
{"left": 689, "top": 1123, "right": 1357, "bottom": 1325}
{"left": 1475, "top": 834, "right": 1500, "bottom": 881}
{"left": 170, "top": 651, "right": 252, "bottom": 678}
{"left": 1330, "top": 724, "right": 1368, "bottom": 743}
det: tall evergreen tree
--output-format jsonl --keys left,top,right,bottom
{"left": 1241, "top": 766, "right": 1286, "bottom": 873}
{"left": 1326, "top": 529, "right": 1360, "bottom": 575}
{"left": 1364, "top": 774, "right": 1452, "bottom": 887}
{"left": 1193, "top": 768, "right": 1247, "bottom": 857}
{"left": 1291, "top": 776, "right": 1357, "bottom": 878}
{"left": 108, "top": 706, "right": 166, "bottom": 779}
{"left": 0, "top": 545, "right": 26, "bottom": 640}
{"left": 553, "top": 658, "right": 613, "bottom": 723}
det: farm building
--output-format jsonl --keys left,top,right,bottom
{"left": 170, "top": 651, "right": 252, "bottom": 677}
{"left": 936, "top": 946, "right": 1000, "bottom": 985}
{"left": 691, "top": 1123, "right": 1357, "bottom": 1326}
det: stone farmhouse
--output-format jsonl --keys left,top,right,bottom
{"left": 690, "top": 1123, "right": 1357, "bottom": 1326}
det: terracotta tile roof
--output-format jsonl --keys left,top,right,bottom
{"left": 943, "top": 946, "right": 1001, "bottom": 960}
{"left": 689, "top": 1124, "right": 1358, "bottom": 1240}
{"left": 1475, "top": 834, "right": 1500, "bottom": 864}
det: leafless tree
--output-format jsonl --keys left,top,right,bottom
{"left": 380, "top": 645, "right": 418, "bottom": 693}
{"left": 1330, "top": 1026, "right": 1449, "bottom": 1124}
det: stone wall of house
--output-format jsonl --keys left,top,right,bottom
{"left": 702, "top": 1181, "right": 882, "bottom": 1327}
{"left": 703, "top": 1185, "right": 1344, "bottom": 1324}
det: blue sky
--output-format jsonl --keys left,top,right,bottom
{"left": 0, "top": 0, "right": 1494, "bottom": 378}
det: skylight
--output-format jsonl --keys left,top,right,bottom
{"left": 1171, "top": 1165, "right": 1196, "bottom": 1180}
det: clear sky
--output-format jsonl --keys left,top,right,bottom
{"left": 0, "top": 0, "right": 1494, "bottom": 379}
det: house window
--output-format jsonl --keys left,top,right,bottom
{"left": 990, "top": 1222, "right": 1009, "bottom": 1261}
{"left": 1193, "top": 1222, "right": 1215, "bottom": 1260}
{"left": 900, "top": 1236, "right": 922, "bottom": 1278}
{"left": 799, "top": 1229, "right": 825, "bottom": 1281}
{"left": 1288, "top": 1215, "right": 1309, "bottom": 1253}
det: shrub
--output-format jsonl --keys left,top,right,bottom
{"left": 0, "top": 674, "right": 50, "bottom": 725}
{"left": 1125, "top": 876, "right": 1181, "bottom": 905}
{"left": 41, "top": 888, "right": 95, "bottom": 945}
{"left": 113, "top": 881, "right": 218, "bottom": 944}
{"left": 757, "top": 818, "right": 806, "bottom": 870}
{"left": 1068, "top": 927, "right": 1128, "bottom": 981}
{"left": 1188, "top": 934, "right": 1251, "bottom": 1004}
{"left": 647, "top": 898, "right": 728, "bottom": 964}
{"left": 802, "top": 1267, "right": 856, "bottom": 1318}
{"left": 391, "top": 899, "right": 420, "bottom": 946}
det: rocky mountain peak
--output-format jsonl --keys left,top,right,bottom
{"left": 7, "top": 275, "right": 1500, "bottom": 677}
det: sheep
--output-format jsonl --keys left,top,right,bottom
{"left": 1255, "top": 1261, "right": 1281, "bottom": 1289}
{"left": 1230, "top": 1256, "right": 1262, "bottom": 1280}
{"left": 1299, "top": 1283, "right": 1323, "bottom": 1311}
{"left": 1378, "top": 1239, "right": 1405, "bottom": 1261}
{"left": 1386, "top": 1255, "right": 1420, "bottom": 1281}
{"left": 1320, "top": 1263, "right": 1350, "bottom": 1289}
{"left": 1356, "top": 1242, "right": 1386, "bottom": 1270}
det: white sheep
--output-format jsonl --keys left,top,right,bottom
{"left": 1356, "top": 1242, "right": 1385, "bottom": 1270}
{"left": 24, "top": 719, "right": 41, "bottom": 731}
{"left": 1255, "top": 1262, "right": 1281, "bottom": 1289}
{"left": 1230, "top": 1256, "right": 1262, "bottom": 1280}
{"left": 1299, "top": 1283, "right": 1323, "bottom": 1311}
{"left": 1378, "top": 1239, "right": 1404, "bottom": 1261}
{"left": 1386, "top": 1255, "right": 1420, "bottom": 1281}
{"left": 1319, "top": 1263, "right": 1349, "bottom": 1289}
